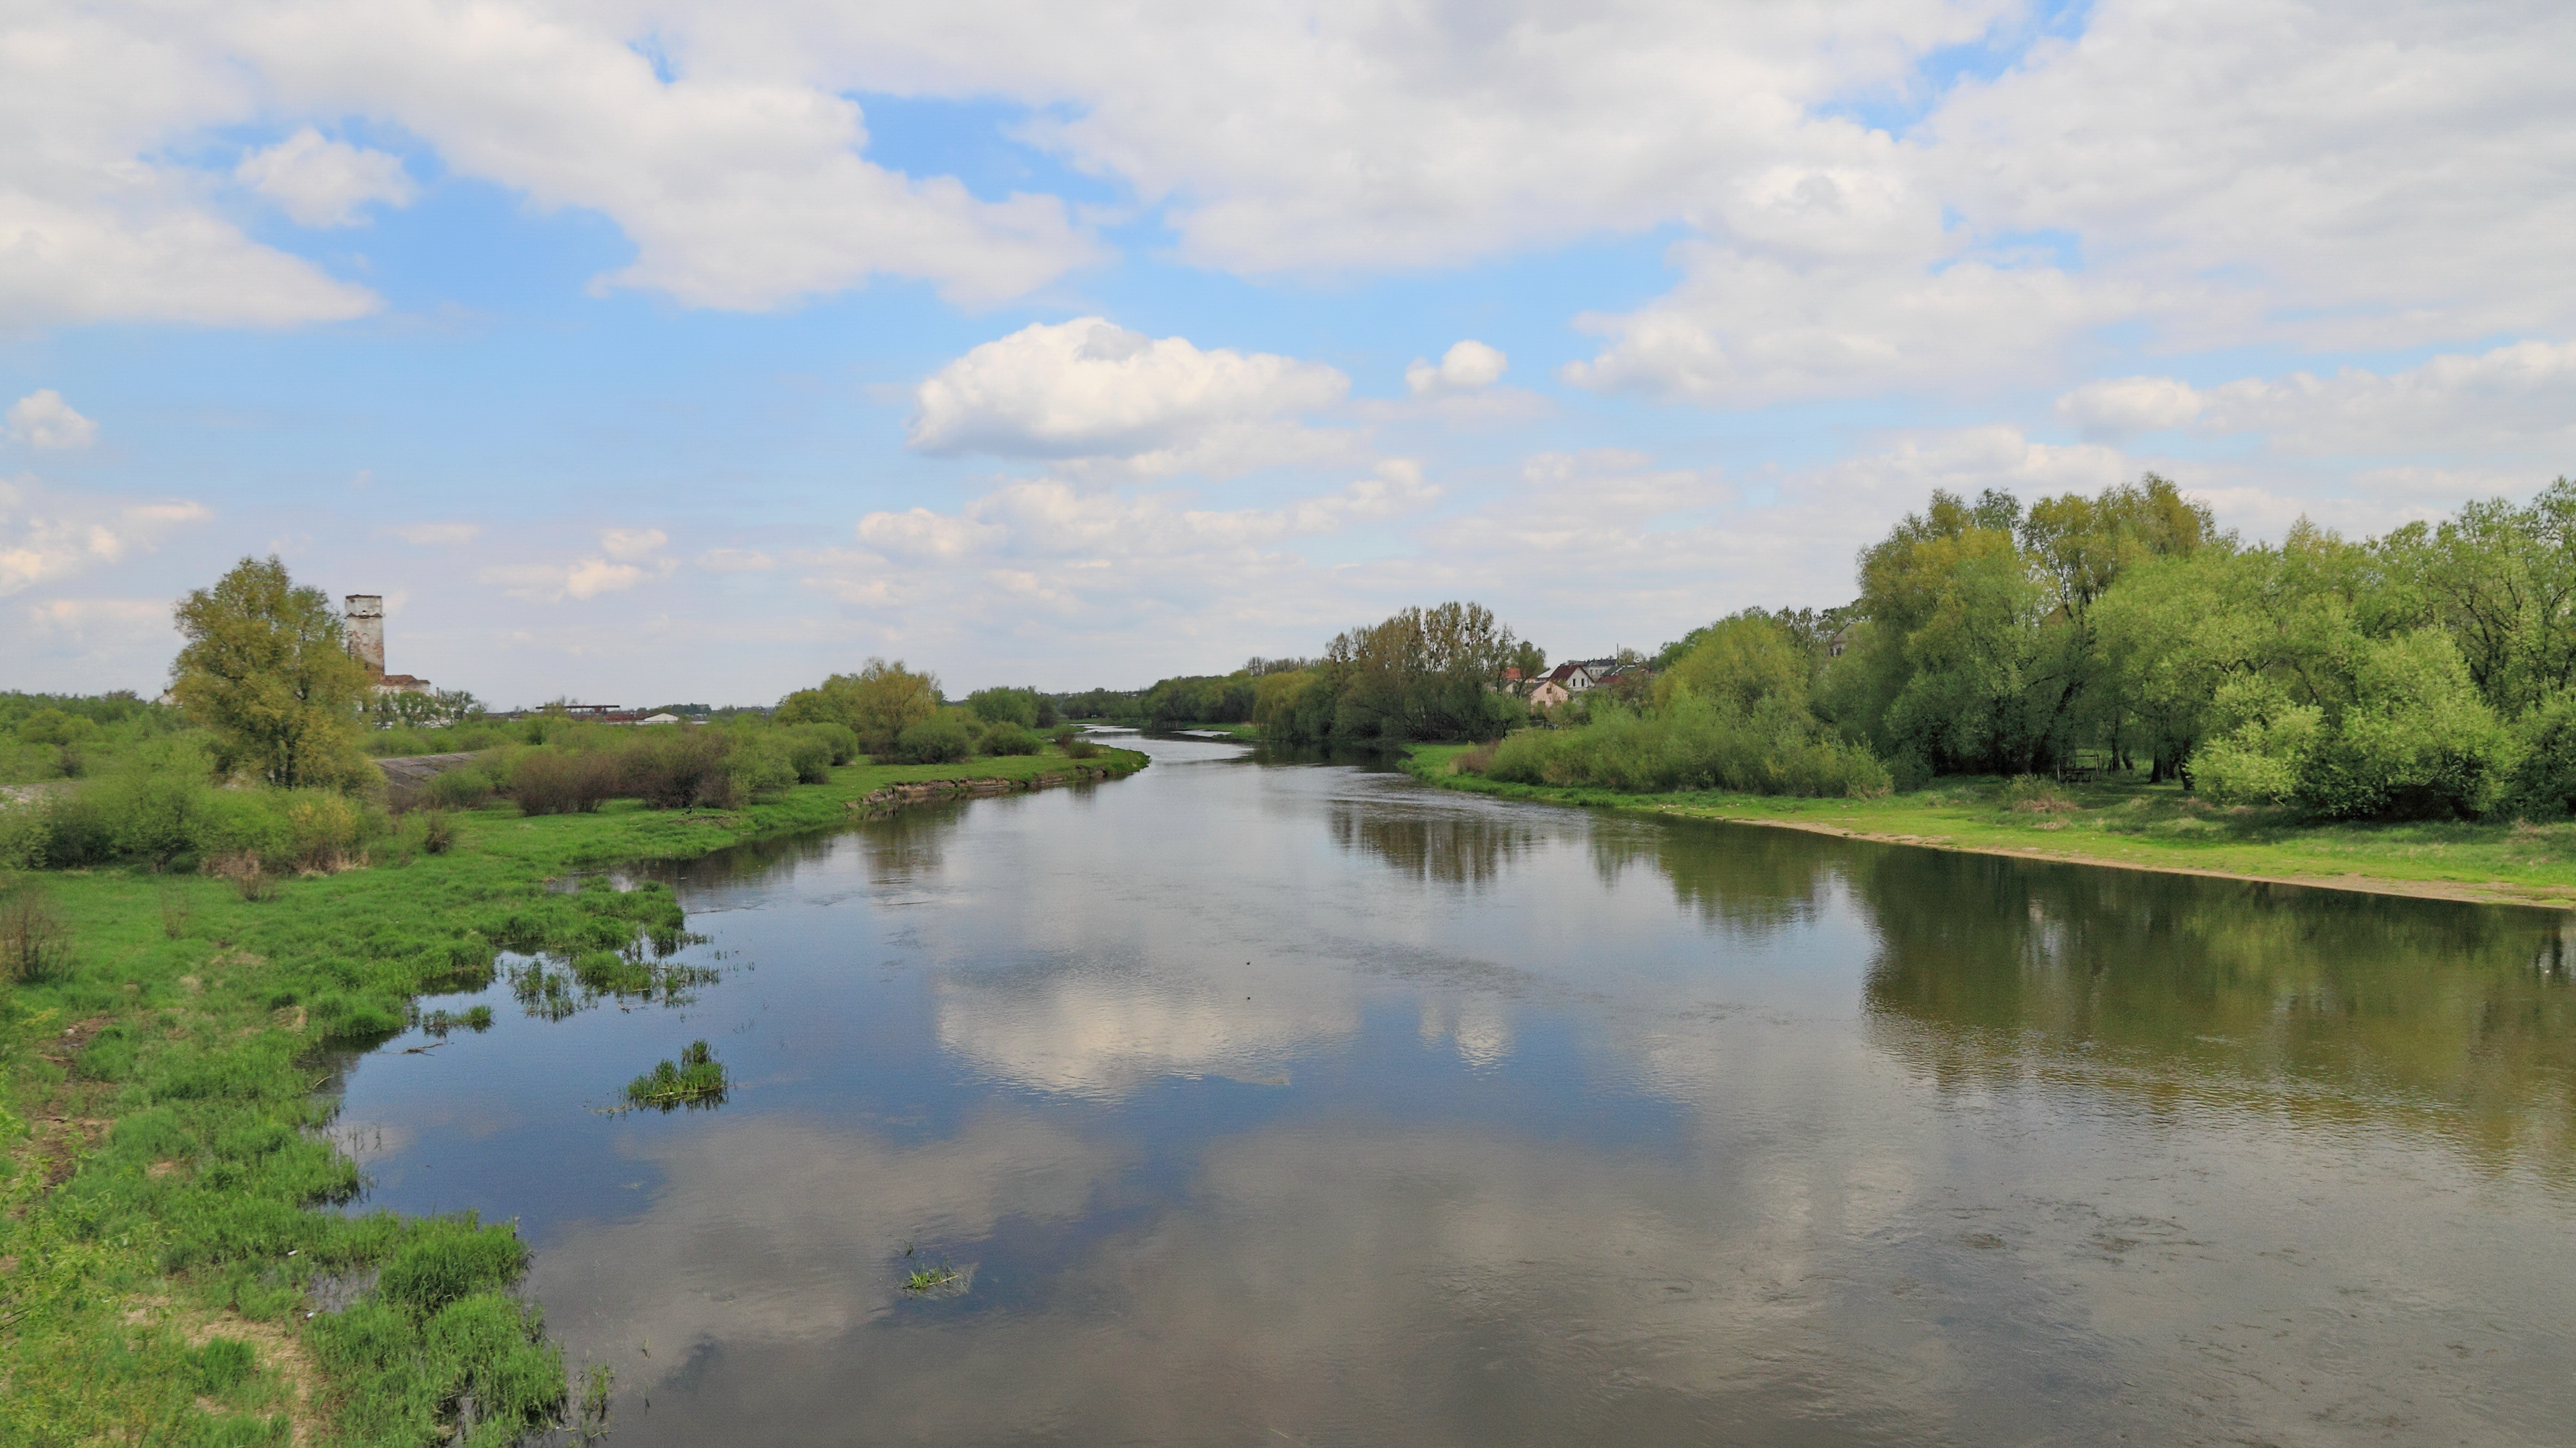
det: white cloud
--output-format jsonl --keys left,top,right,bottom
{"left": 1405, "top": 340, "right": 1508, "bottom": 397}
{"left": 4, "top": 391, "right": 97, "bottom": 449}
{"left": 234, "top": 127, "right": 417, "bottom": 227}
{"left": 2055, "top": 340, "right": 2576, "bottom": 458}
{"left": 2055, "top": 376, "right": 2208, "bottom": 439}
{"left": 480, "top": 535, "right": 675, "bottom": 601}
{"left": 908, "top": 318, "right": 1354, "bottom": 479}
{"left": 381, "top": 520, "right": 481, "bottom": 545}
{"left": 698, "top": 547, "right": 776, "bottom": 572}
{"left": 599, "top": 527, "right": 669, "bottom": 561}
{"left": 0, "top": 476, "right": 208, "bottom": 596}
{"left": 21, "top": 596, "right": 169, "bottom": 650}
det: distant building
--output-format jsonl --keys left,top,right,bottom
{"left": 345, "top": 594, "right": 433, "bottom": 695}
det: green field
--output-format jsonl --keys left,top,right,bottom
{"left": 1405, "top": 743, "right": 2576, "bottom": 908}
{"left": 0, "top": 744, "right": 1144, "bottom": 1447}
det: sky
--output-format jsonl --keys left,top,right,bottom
{"left": 3, "top": 0, "right": 2572, "bottom": 707}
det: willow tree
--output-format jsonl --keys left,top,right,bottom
{"left": 169, "top": 555, "right": 373, "bottom": 789}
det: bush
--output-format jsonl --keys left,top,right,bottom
{"left": 780, "top": 729, "right": 835, "bottom": 783}
{"left": 1062, "top": 736, "right": 1101, "bottom": 760}
{"left": 418, "top": 763, "right": 498, "bottom": 810}
{"left": 2504, "top": 689, "right": 2576, "bottom": 817}
{"left": 896, "top": 715, "right": 973, "bottom": 764}
{"left": 979, "top": 723, "right": 1040, "bottom": 756}
{"left": 0, "top": 878, "right": 73, "bottom": 983}
{"left": 724, "top": 738, "right": 795, "bottom": 804}
{"left": 508, "top": 749, "right": 623, "bottom": 816}
{"left": 1482, "top": 696, "right": 1891, "bottom": 798}
{"left": 621, "top": 729, "right": 736, "bottom": 809}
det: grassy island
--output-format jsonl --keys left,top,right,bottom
{"left": 0, "top": 740, "right": 1143, "bottom": 1447}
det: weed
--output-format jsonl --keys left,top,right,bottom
{"left": 2002, "top": 776, "right": 2080, "bottom": 813}
{"left": 420, "top": 809, "right": 455, "bottom": 854}
{"left": 577, "top": 1362, "right": 615, "bottom": 1443}
{"left": 0, "top": 877, "right": 72, "bottom": 982}
{"left": 158, "top": 882, "right": 192, "bottom": 939}
{"left": 902, "top": 1263, "right": 962, "bottom": 1294}
{"left": 623, "top": 1039, "right": 726, "bottom": 1110}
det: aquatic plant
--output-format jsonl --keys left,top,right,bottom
{"left": 623, "top": 1039, "right": 726, "bottom": 1110}
{"left": 902, "top": 1263, "right": 961, "bottom": 1294}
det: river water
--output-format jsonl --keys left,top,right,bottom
{"left": 334, "top": 733, "right": 2576, "bottom": 1446}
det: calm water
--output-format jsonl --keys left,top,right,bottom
{"left": 333, "top": 733, "right": 2576, "bottom": 1446}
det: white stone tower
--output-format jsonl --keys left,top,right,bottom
{"left": 345, "top": 594, "right": 386, "bottom": 675}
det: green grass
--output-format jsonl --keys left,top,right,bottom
{"left": 622, "top": 1040, "right": 726, "bottom": 1111}
{"left": 1405, "top": 742, "right": 2576, "bottom": 905}
{"left": 0, "top": 742, "right": 1144, "bottom": 1445}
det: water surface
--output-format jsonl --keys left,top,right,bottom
{"left": 335, "top": 734, "right": 2576, "bottom": 1445}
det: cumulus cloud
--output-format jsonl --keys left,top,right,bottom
{"left": 481, "top": 527, "right": 675, "bottom": 600}
{"left": 4, "top": 391, "right": 97, "bottom": 450}
{"left": 0, "top": 0, "right": 1097, "bottom": 327}
{"left": 2055, "top": 376, "right": 2208, "bottom": 439}
{"left": 908, "top": 318, "right": 1353, "bottom": 479}
{"left": 2054, "top": 340, "right": 2576, "bottom": 458}
{"left": 1405, "top": 340, "right": 1508, "bottom": 397}
{"left": 598, "top": 527, "right": 669, "bottom": 561}
{"left": 234, "top": 127, "right": 418, "bottom": 226}
{"left": 380, "top": 520, "right": 481, "bottom": 545}
{"left": 0, "top": 477, "right": 208, "bottom": 596}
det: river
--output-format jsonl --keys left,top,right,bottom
{"left": 332, "top": 731, "right": 2576, "bottom": 1445}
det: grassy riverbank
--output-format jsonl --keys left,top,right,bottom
{"left": 0, "top": 744, "right": 1143, "bottom": 1446}
{"left": 1405, "top": 743, "right": 2576, "bottom": 908}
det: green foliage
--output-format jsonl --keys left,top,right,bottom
{"left": 0, "top": 876, "right": 73, "bottom": 982}
{"left": 1479, "top": 695, "right": 1890, "bottom": 798}
{"left": 2503, "top": 689, "right": 2576, "bottom": 817}
{"left": 169, "top": 556, "right": 375, "bottom": 791}
{"left": 624, "top": 1039, "right": 726, "bottom": 1110}
{"left": 776, "top": 658, "right": 941, "bottom": 756}
{"left": 966, "top": 686, "right": 1054, "bottom": 729}
{"left": 1255, "top": 601, "right": 1532, "bottom": 745}
{"left": 896, "top": 714, "right": 973, "bottom": 764}
{"left": 979, "top": 722, "right": 1041, "bottom": 756}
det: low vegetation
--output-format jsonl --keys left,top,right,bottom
{"left": 0, "top": 554, "right": 1149, "bottom": 1445}
{"left": 622, "top": 1039, "right": 727, "bottom": 1111}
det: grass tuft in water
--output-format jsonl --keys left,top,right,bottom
{"left": 623, "top": 1039, "right": 726, "bottom": 1110}
{"left": 902, "top": 1263, "right": 962, "bottom": 1294}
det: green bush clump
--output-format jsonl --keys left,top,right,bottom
{"left": 896, "top": 715, "right": 973, "bottom": 764}
{"left": 1479, "top": 696, "right": 1891, "bottom": 798}
{"left": 979, "top": 723, "right": 1040, "bottom": 757}
{"left": 506, "top": 750, "right": 624, "bottom": 816}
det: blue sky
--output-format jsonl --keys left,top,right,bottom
{"left": 3, "top": 0, "right": 2571, "bottom": 705}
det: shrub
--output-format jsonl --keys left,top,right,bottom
{"left": 2504, "top": 689, "right": 2576, "bottom": 817}
{"left": 508, "top": 749, "right": 623, "bottom": 816}
{"left": 1062, "top": 736, "right": 1101, "bottom": 760}
{"left": 418, "top": 763, "right": 498, "bottom": 810}
{"left": 979, "top": 723, "right": 1040, "bottom": 756}
{"left": 419, "top": 810, "right": 455, "bottom": 854}
{"left": 1482, "top": 696, "right": 1891, "bottom": 798}
{"left": 896, "top": 715, "right": 973, "bottom": 764}
{"left": 779, "top": 729, "right": 834, "bottom": 784}
{"left": 805, "top": 722, "right": 860, "bottom": 766}
{"left": 0, "top": 878, "right": 73, "bottom": 983}
{"left": 723, "top": 738, "right": 794, "bottom": 804}
{"left": 621, "top": 729, "right": 736, "bottom": 809}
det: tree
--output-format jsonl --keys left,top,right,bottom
{"left": 169, "top": 556, "right": 374, "bottom": 789}
{"left": 776, "top": 659, "right": 941, "bottom": 756}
